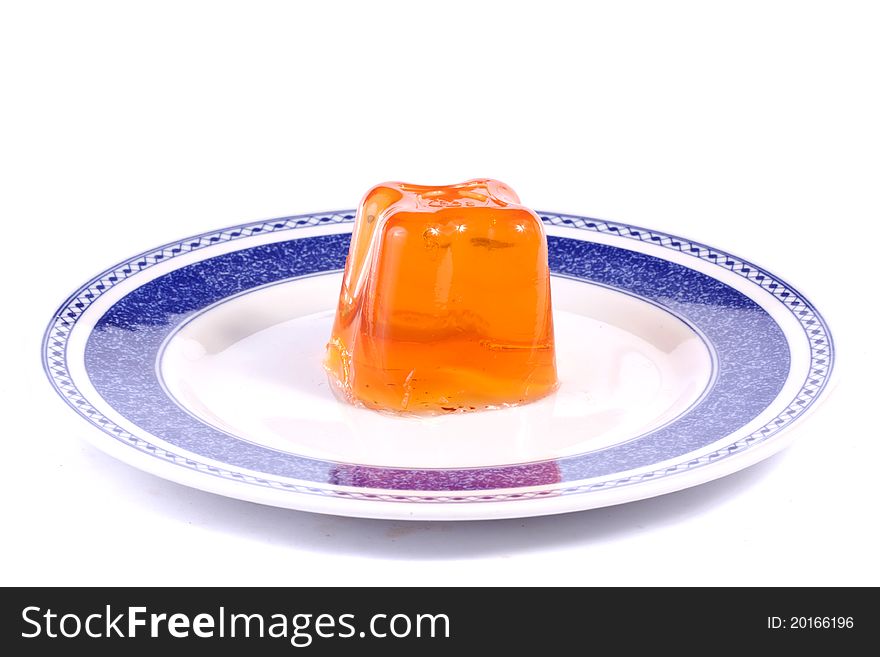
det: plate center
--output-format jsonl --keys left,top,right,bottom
{"left": 159, "top": 274, "right": 714, "bottom": 468}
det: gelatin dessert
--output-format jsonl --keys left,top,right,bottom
{"left": 324, "top": 179, "right": 557, "bottom": 414}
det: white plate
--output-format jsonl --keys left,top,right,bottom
{"left": 43, "top": 211, "right": 834, "bottom": 519}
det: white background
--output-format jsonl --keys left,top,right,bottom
{"left": 1, "top": 1, "right": 878, "bottom": 586}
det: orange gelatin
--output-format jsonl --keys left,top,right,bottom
{"left": 324, "top": 179, "right": 558, "bottom": 413}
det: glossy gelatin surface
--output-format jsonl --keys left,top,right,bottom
{"left": 325, "top": 179, "right": 558, "bottom": 413}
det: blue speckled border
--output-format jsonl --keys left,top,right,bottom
{"left": 42, "top": 211, "right": 834, "bottom": 502}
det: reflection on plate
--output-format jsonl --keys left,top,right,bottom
{"left": 43, "top": 211, "right": 834, "bottom": 519}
